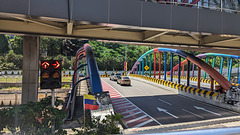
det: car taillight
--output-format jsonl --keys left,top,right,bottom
{"left": 122, "top": 80, "right": 124, "bottom": 82}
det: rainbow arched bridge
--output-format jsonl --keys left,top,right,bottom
{"left": 130, "top": 48, "right": 240, "bottom": 105}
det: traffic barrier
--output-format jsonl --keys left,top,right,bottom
{"left": 166, "top": 75, "right": 240, "bottom": 86}
{"left": 130, "top": 74, "right": 218, "bottom": 100}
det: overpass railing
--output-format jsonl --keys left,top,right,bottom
{"left": 145, "top": 0, "right": 240, "bottom": 14}
{"left": 64, "top": 43, "right": 103, "bottom": 120}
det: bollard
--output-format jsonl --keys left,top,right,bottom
{"left": 15, "top": 93, "right": 18, "bottom": 105}
{"left": 9, "top": 100, "right": 12, "bottom": 106}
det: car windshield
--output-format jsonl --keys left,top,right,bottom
{"left": 122, "top": 77, "right": 129, "bottom": 79}
{"left": 115, "top": 73, "right": 121, "bottom": 76}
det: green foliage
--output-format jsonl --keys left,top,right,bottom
{"left": 0, "top": 96, "right": 67, "bottom": 135}
{"left": 4, "top": 70, "right": 7, "bottom": 75}
{"left": 0, "top": 34, "right": 9, "bottom": 54}
{"left": 9, "top": 35, "right": 23, "bottom": 55}
{"left": 72, "top": 113, "right": 123, "bottom": 135}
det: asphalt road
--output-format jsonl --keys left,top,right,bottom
{"left": 102, "top": 77, "right": 239, "bottom": 125}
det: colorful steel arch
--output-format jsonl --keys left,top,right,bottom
{"left": 130, "top": 48, "right": 232, "bottom": 92}
{"left": 168, "top": 53, "right": 240, "bottom": 83}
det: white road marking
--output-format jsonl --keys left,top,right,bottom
{"left": 113, "top": 100, "right": 129, "bottom": 105}
{"left": 194, "top": 106, "right": 222, "bottom": 116}
{"left": 126, "top": 115, "right": 147, "bottom": 124}
{"left": 132, "top": 119, "right": 153, "bottom": 128}
{"left": 111, "top": 98, "right": 126, "bottom": 102}
{"left": 114, "top": 102, "right": 132, "bottom": 108}
{"left": 103, "top": 80, "right": 162, "bottom": 125}
{"left": 158, "top": 98, "right": 172, "bottom": 105}
{"left": 124, "top": 111, "right": 142, "bottom": 119}
{"left": 135, "top": 87, "right": 142, "bottom": 91}
{"left": 182, "top": 109, "right": 204, "bottom": 118}
{"left": 121, "top": 108, "right": 139, "bottom": 115}
{"left": 115, "top": 105, "right": 134, "bottom": 110}
{"left": 157, "top": 107, "right": 179, "bottom": 119}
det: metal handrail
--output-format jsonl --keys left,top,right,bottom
{"left": 146, "top": 0, "right": 240, "bottom": 14}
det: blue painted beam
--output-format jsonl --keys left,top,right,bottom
{"left": 142, "top": 59, "right": 144, "bottom": 75}
{"left": 171, "top": 53, "right": 173, "bottom": 82}
{"left": 220, "top": 57, "right": 223, "bottom": 74}
{"left": 228, "top": 58, "right": 233, "bottom": 81}
{"left": 164, "top": 52, "right": 167, "bottom": 80}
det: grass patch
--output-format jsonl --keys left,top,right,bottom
{"left": 0, "top": 76, "right": 73, "bottom": 83}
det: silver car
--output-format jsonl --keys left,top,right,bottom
{"left": 117, "top": 76, "right": 131, "bottom": 86}
{"left": 110, "top": 73, "right": 121, "bottom": 81}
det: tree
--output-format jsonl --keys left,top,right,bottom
{"left": 9, "top": 35, "right": 23, "bottom": 55}
{"left": 0, "top": 34, "right": 9, "bottom": 54}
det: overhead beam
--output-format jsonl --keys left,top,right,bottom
{"left": 67, "top": 22, "right": 73, "bottom": 35}
{"left": 143, "top": 31, "right": 168, "bottom": 41}
{"left": 201, "top": 35, "right": 240, "bottom": 45}
{"left": 13, "top": 17, "right": 62, "bottom": 30}
{"left": 187, "top": 32, "right": 200, "bottom": 41}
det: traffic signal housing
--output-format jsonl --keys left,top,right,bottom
{"left": 40, "top": 60, "right": 62, "bottom": 89}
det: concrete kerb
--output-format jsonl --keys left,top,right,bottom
{"left": 129, "top": 74, "right": 240, "bottom": 113}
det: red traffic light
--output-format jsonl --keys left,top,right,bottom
{"left": 41, "top": 61, "right": 50, "bottom": 69}
{"left": 52, "top": 61, "right": 60, "bottom": 69}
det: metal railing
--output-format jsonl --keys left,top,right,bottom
{"left": 145, "top": 0, "right": 240, "bottom": 14}
{"left": 64, "top": 43, "right": 103, "bottom": 120}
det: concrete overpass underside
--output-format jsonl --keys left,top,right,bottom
{"left": 1, "top": 0, "right": 240, "bottom": 55}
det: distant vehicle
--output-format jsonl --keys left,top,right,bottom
{"left": 117, "top": 76, "right": 131, "bottom": 86}
{"left": 110, "top": 73, "right": 121, "bottom": 81}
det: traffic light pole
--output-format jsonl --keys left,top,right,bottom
{"left": 51, "top": 89, "right": 55, "bottom": 107}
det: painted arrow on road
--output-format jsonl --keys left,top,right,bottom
{"left": 157, "top": 107, "right": 179, "bottom": 118}
{"left": 194, "top": 106, "right": 222, "bottom": 116}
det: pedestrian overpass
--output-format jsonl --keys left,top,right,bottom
{"left": 0, "top": 0, "right": 240, "bottom": 54}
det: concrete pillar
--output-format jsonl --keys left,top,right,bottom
{"left": 22, "top": 36, "right": 40, "bottom": 104}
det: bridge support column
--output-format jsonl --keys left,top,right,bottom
{"left": 198, "top": 67, "right": 201, "bottom": 89}
{"left": 159, "top": 52, "right": 161, "bottom": 79}
{"left": 181, "top": 65, "right": 184, "bottom": 77}
{"left": 192, "top": 64, "right": 195, "bottom": 77}
{"left": 145, "top": 56, "right": 148, "bottom": 76}
{"left": 187, "top": 60, "right": 190, "bottom": 86}
{"left": 238, "top": 60, "right": 240, "bottom": 84}
{"left": 139, "top": 61, "right": 141, "bottom": 75}
{"left": 178, "top": 56, "right": 181, "bottom": 84}
{"left": 204, "top": 56, "right": 208, "bottom": 79}
{"left": 154, "top": 52, "right": 156, "bottom": 78}
{"left": 142, "top": 59, "right": 144, "bottom": 75}
{"left": 227, "top": 58, "right": 229, "bottom": 78}
{"left": 210, "top": 76, "right": 214, "bottom": 91}
{"left": 228, "top": 58, "right": 233, "bottom": 81}
{"left": 22, "top": 36, "right": 40, "bottom": 104}
{"left": 149, "top": 54, "right": 152, "bottom": 77}
{"left": 164, "top": 52, "right": 167, "bottom": 80}
{"left": 238, "top": 60, "right": 239, "bottom": 79}
{"left": 212, "top": 56, "right": 216, "bottom": 68}
{"left": 220, "top": 57, "right": 223, "bottom": 75}
{"left": 170, "top": 53, "right": 173, "bottom": 82}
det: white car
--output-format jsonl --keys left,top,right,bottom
{"left": 110, "top": 73, "right": 121, "bottom": 81}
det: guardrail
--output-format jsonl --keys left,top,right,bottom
{"left": 64, "top": 44, "right": 103, "bottom": 120}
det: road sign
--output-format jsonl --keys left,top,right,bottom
{"left": 144, "top": 65, "right": 149, "bottom": 71}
